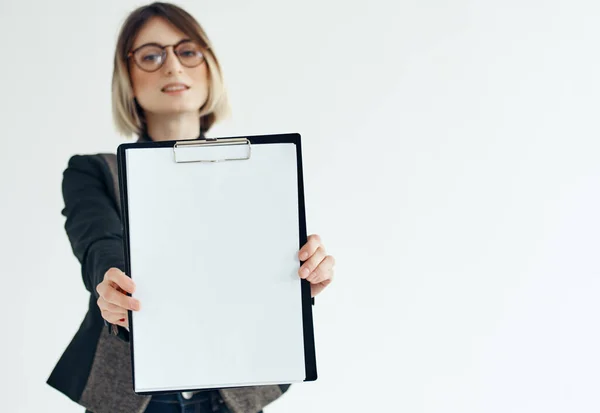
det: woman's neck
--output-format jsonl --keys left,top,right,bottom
{"left": 144, "top": 112, "right": 202, "bottom": 142}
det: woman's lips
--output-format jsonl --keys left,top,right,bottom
{"left": 161, "top": 83, "right": 190, "bottom": 94}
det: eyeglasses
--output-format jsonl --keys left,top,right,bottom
{"left": 127, "top": 39, "right": 207, "bottom": 72}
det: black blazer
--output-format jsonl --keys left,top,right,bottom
{"left": 46, "top": 153, "right": 143, "bottom": 411}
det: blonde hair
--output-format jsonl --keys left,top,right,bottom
{"left": 111, "top": 2, "right": 230, "bottom": 138}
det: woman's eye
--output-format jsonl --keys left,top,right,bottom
{"left": 142, "top": 54, "right": 160, "bottom": 62}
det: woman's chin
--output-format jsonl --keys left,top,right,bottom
{"left": 151, "top": 106, "right": 200, "bottom": 117}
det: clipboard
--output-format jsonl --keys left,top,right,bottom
{"left": 116, "top": 132, "right": 317, "bottom": 395}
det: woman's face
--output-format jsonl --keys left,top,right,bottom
{"left": 129, "top": 17, "right": 209, "bottom": 117}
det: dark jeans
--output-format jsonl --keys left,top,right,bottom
{"left": 84, "top": 389, "right": 263, "bottom": 413}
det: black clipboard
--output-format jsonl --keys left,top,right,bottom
{"left": 116, "top": 132, "right": 317, "bottom": 395}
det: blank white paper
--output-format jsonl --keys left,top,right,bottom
{"left": 125, "top": 142, "right": 306, "bottom": 392}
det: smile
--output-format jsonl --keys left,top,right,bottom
{"left": 161, "top": 83, "right": 190, "bottom": 92}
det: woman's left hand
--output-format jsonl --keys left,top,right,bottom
{"left": 298, "top": 234, "right": 335, "bottom": 297}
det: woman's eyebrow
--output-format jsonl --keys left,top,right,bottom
{"left": 133, "top": 38, "right": 192, "bottom": 49}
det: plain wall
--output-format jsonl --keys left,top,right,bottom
{"left": 1, "top": 0, "right": 599, "bottom": 412}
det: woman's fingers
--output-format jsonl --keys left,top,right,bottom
{"left": 101, "top": 308, "right": 127, "bottom": 324}
{"left": 95, "top": 268, "right": 140, "bottom": 329}
{"left": 306, "top": 255, "right": 335, "bottom": 284}
{"left": 104, "top": 267, "right": 136, "bottom": 294}
{"left": 99, "top": 283, "right": 140, "bottom": 311}
{"left": 97, "top": 296, "right": 127, "bottom": 314}
{"left": 97, "top": 269, "right": 140, "bottom": 311}
{"left": 298, "top": 234, "right": 322, "bottom": 261}
{"left": 98, "top": 295, "right": 127, "bottom": 325}
{"left": 299, "top": 245, "right": 327, "bottom": 279}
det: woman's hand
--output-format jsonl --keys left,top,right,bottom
{"left": 298, "top": 234, "right": 335, "bottom": 297}
{"left": 96, "top": 267, "right": 140, "bottom": 329}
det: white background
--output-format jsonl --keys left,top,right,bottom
{"left": 1, "top": 0, "right": 599, "bottom": 412}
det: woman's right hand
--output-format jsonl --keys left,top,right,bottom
{"left": 96, "top": 267, "right": 140, "bottom": 329}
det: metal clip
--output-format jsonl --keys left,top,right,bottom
{"left": 173, "top": 137, "right": 251, "bottom": 163}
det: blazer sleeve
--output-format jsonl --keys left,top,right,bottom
{"left": 61, "top": 154, "right": 125, "bottom": 298}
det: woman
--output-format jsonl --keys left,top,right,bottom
{"left": 46, "top": 3, "right": 335, "bottom": 413}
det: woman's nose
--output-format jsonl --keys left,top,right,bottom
{"left": 162, "top": 47, "right": 183, "bottom": 74}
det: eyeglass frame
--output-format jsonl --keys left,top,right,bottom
{"left": 127, "top": 38, "right": 209, "bottom": 72}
